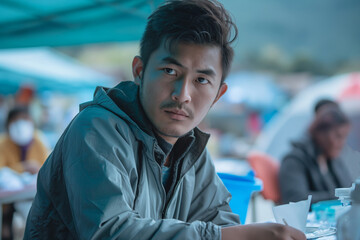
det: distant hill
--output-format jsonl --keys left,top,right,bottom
{"left": 220, "top": 0, "right": 360, "bottom": 66}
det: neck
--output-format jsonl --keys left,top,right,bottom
{"left": 155, "top": 131, "right": 178, "bottom": 145}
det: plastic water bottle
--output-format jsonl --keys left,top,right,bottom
{"left": 335, "top": 183, "right": 354, "bottom": 220}
{"left": 335, "top": 184, "right": 354, "bottom": 206}
{"left": 336, "top": 178, "right": 360, "bottom": 240}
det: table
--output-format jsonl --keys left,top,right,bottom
{"left": 0, "top": 184, "right": 36, "bottom": 237}
{"left": 306, "top": 212, "right": 337, "bottom": 239}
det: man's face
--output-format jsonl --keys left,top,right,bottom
{"left": 133, "top": 42, "right": 227, "bottom": 144}
{"left": 317, "top": 124, "right": 350, "bottom": 159}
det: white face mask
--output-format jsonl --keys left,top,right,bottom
{"left": 9, "top": 119, "right": 34, "bottom": 146}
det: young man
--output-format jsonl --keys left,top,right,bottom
{"left": 24, "top": 0, "right": 305, "bottom": 239}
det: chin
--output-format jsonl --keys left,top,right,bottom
{"left": 158, "top": 126, "right": 191, "bottom": 138}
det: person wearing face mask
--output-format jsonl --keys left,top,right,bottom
{"left": 0, "top": 106, "right": 48, "bottom": 240}
{"left": 279, "top": 104, "right": 353, "bottom": 204}
{"left": 0, "top": 106, "right": 48, "bottom": 174}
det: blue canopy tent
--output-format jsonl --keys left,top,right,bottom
{"left": 0, "top": 47, "right": 114, "bottom": 94}
{"left": 0, "top": 0, "right": 165, "bottom": 145}
{"left": 0, "top": 0, "right": 164, "bottom": 49}
{"left": 0, "top": 0, "right": 165, "bottom": 94}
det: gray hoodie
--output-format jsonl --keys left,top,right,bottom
{"left": 24, "top": 81, "right": 240, "bottom": 240}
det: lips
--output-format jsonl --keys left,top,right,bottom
{"left": 164, "top": 109, "right": 189, "bottom": 120}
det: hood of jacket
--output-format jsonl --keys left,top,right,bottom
{"left": 80, "top": 81, "right": 153, "bottom": 137}
{"left": 79, "top": 81, "right": 210, "bottom": 165}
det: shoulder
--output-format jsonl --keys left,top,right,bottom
{"left": 74, "top": 105, "right": 122, "bottom": 127}
{"left": 56, "top": 106, "right": 141, "bottom": 171}
{"left": 281, "top": 143, "right": 316, "bottom": 174}
{"left": 66, "top": 104, "right": 151, "bottom": 154}
{"left": 0, "top": 134, "right": 7, "bottom": 145}
{"left": 193, "top": 148, "right": 215, "bottom": 173}
{"left": 67, "top": 105, "right": 133, "bottom": 141}
{"left": 0, "top": 134, "right": 12, "bottom": 148}
{"left": 284, "top": 136, "right": 314, "bottom": 161}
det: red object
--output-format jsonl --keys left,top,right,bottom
{"left": 247, "top": 151, "right": 281, "bottom": 203}
{"left": 16, "top": 85, "right": 34, "bottom": 105}
{"left": 338, "top": 73, "right": 360, "bottom": 101}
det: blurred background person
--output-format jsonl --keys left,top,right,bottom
{"left": 279, "top": 104, "right": 353, "bottom": 204}
{"left": 0, "top": 106, "right": 48, "bottom": 173}
{"left": 314, "top": 98, "right": 360, "bottom": 182}
{"left": 0, "top": 106, "right": 49, "bottom": 240}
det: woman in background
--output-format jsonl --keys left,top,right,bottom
{"left": 279, "top": 104, "right": 353, "bottom": 204}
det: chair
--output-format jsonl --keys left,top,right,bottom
{"left": 247, "top": 151, "right": 281, "bottom": 202}
{"left": 246, "top": 151, "right": 281, "bottom": 221}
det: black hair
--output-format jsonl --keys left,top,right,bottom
{"left": 314, "top": 98, "right": 339, "bottom": 113}
{"left": 5, "top": 106, "right": 30, "bottom": 129}
{"left": 140, "top": 0, "right": 238, "bottom": 83}
{"left": 309, "top": 105, "right": 349, "bottom": 135}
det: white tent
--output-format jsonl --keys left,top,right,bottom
{"left": 254, "top": 72, "right": 360, "bottom": 161}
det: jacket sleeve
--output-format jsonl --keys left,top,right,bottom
{"left": 187, "top": 150, "right": 241, "bottom": 225}
{"left": 62, "top": 108, "right": 222, "bottom": 240}
{"left": 279, "top": 154, "right": 335, "bottom": 204}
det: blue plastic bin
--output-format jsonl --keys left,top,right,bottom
{"left": 218, "top": 171, "right": 263, "bottom": 224}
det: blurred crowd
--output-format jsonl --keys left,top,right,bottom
{"left": 0, "top": 85, "right": 82, "bottom": 239}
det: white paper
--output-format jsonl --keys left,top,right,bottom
{"left": 272, "top": 195, "right": 312, "bottom": 232}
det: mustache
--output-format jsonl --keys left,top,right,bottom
{"left": 160, "top": 101, "right": 193, "bottom": 118}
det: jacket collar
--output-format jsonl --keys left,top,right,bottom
{"left": 80, "top": 81, "right": 210, "bottom": 164}
{"left": 291, "top": 134, "right": 322, "bottom": 163}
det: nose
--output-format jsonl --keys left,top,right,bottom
{"left": 172, "top": 78, "right": 191, "bottom": 103}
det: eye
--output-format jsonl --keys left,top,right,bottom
{"left": 196, "top": 77, "right": 210, "bottom": 85}
{"left": 163, "top": 68, "right": 176, "bottom": 76}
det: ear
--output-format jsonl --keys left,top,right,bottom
{"left": 132, "top": 56, "right": 143, "bottom": 85}
{"left": 212, "top": 83, "right": 227, "bottom": 106}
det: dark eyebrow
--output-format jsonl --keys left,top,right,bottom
{"left": 197, "top": 69, "right": 216, "bottom": 77}
{"left": 161, "top": 57, "right": 184, "bottom": 68}
{"left": 161, "top": 56, "right": 217, "bottom": 77}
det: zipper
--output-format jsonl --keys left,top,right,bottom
{"left": 158, "top": 165, "right": 167, "bottom": 218}
{"left": 161, "top": 155, "right": 196, "bottom": 218}
{"left": 161, "top": 175, "right": 185, "bottom": 218}
{"left": 152, "top": 140, "right": 168, "bottom": 219}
